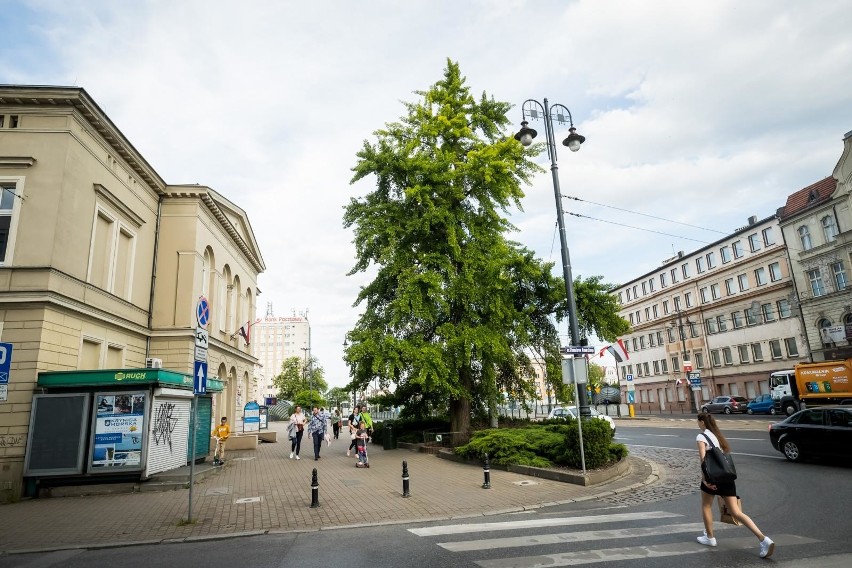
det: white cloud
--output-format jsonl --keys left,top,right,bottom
{"left": 4, "top": 0, "right": 852, "bottom": 386}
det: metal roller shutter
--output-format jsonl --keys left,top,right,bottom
{"left": 146, "top": 396, "right": 191, "bottom": 476}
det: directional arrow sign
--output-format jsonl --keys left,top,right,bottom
{"left": 194, "top": 360, "right": 208, "bottom": 395}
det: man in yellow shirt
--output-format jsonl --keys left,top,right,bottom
{"left": 213, "top": 416, "right": 230, "bottom": 465}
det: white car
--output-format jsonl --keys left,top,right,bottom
{"left": 547, "top": 406, "right": 616, "bottom": 433}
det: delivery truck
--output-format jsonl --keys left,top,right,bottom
{"left": 769, "top": 359, "right": 852, "bottom": 415}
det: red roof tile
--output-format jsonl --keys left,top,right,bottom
{"left": 778, "top": 177, "right": 837, "bottom": 219}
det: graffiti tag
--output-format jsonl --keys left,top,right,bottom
{"left": 151, "top": 402, "right": 179, "bottom": 451}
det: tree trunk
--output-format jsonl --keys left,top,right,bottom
{"left": 450, "top": 364, "right": 473, "bottom": 445}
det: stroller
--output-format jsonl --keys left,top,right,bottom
{"left": 355, "top": 427, "right": 370, "bottom": 468}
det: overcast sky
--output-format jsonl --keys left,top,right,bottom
{"left": 3, "top": 1, "right": 851, "bottom": 387}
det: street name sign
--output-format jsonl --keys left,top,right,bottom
{"left": 560, "top": 346, "right": 596, "bottom": 355}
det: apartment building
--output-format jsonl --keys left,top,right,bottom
{"left": 252, "top": 306, "right": 311, "bottom": 400}
{"left": 0, "top": 85, "right": 264, "bottom": 501}
{"left": 614, "top": 216, "right": 806, "bottom": 413}
{"left": 778, "top": 131, "right": 852, "bottom": 362}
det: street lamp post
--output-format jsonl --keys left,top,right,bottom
{"left": 515, "top": 98, "right": 591, "bottom": 416}
{"left": 674, "top": 308, "right": 698, "bottom": 413}
{"left": 301, "top": 346, "right": 312, "bottom": 404}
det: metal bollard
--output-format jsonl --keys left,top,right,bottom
{"left": 402, "top": 460, "right": 411, "bottom": 498}
{"left": 482, "top": 452, "right": 491, "bottom": 489}
{"left": 310, "top": 468, "right": 320, "bottom": 508}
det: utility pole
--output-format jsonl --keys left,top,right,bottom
{"left": 675, "top": 308, "right": 698, "bottom": 413}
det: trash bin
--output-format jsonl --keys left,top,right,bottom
{"left": 383, "top": 423, "right": 397, "bottom": 450}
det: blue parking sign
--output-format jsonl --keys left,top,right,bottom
{"left": 0, "top": 342, "right": 12, "bottom": 384}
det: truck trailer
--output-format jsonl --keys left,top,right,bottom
{"left": 770, "top": 359, "right": 852, "bottom": 416}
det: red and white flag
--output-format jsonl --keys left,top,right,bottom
{"left": 602, "top": 338, "right": 629, "bottom": 363}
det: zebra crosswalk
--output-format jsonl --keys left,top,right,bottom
{"left": 408, "top": 509, "right": 819, "bottom": 567}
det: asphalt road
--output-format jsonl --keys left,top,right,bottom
{"left": 3, "top": 416, "right": 850, "bottom": 568}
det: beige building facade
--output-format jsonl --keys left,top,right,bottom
{"left": 778, "top": 131, "right": 852, "bottom": 363}
{"left": 614, "top": 216, "right": 807, "bottom": 413}
{"left": 252, "top": 307, "right": 311, "bottom": 400}
{"left": 0, "top": 85, "right": 264, "bottom": 502}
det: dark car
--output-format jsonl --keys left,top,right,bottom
{"left": 701, "top": 395, "right": 750, "bottom": 414}
{"left": 769, "top": 406, "right": 852, "bottom": 462}
{"left": 747, "top": 393, "right": 777, "bottom": 415}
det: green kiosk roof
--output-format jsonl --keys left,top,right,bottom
{"left": 37, "top": 368, "right": 224, "bottom": 392}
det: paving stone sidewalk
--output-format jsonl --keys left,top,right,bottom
{"left": 0, "top": 422, "right": 659, "bottom": 554}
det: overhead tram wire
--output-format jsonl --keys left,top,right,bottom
{"left": 562, "top": 194, "right": 728, "bottom": 234}
{"left": 563, "top": 211, "right": 712, "bottom": 244}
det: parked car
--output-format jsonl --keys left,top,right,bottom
{"left": 747, "top": 393, "right": 777, "bottom": 415}
{"left": 547, "top": 406, "right": 616, "bottom": 433}
{"left": 769, "top": 406, "right": 852, "bottom": 462}
{"left": 701, "top": 395, "right": 750, "bottom": 414}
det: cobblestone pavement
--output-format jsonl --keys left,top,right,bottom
{"left": 600, "top": 446, "right": 697, "bottom": 506}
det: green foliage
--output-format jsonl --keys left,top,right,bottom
{"left": 343, "top": 59, "right": 562, "bottom": 438}
{"left": 574, "top": 275, "right": 631, "bottom": 342}
{"left": 325, "top": 387, "right": 350, "bottom": 410}
{"left": 293, "top": 390, "right": 326, "bottom": 410}
{"left": 455, "top": 418, "right": 624, "bottom": 470}
{"left": 273, "top": 356, "right": 328, "bottom": 401}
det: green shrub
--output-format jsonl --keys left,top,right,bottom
{"left": 455, "top": 418, "right": 625, "bottom": 470}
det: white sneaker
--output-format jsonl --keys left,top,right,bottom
{"left": 759, "top": 537, "right": 775, "bottom": 558}
{"left": 289, "top": 452, "right": 294, "bottom": 459}
{"left": 347, "top": 450, "right": 351, "bottom": 457}
{"left": 697, "top": 534, "right": 717, "bottom": 547}
{"left": 295, "top": 455, "right": 300, "bottom": 460}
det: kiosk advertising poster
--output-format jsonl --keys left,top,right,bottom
{"left": 91, "top": 392, "right": 147, "bottom": 470}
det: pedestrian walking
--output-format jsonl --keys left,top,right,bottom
{"left": 696, "top": 412, "right": 774, "bottom": 558}
{"left": 347, "top": 405, "right": 361, "bottom": 457}
{"left": 322, "top": 407, "right": 332, "bottom": 446}
{"left": 332, "top": 408, "right": 342, "bottom": 439}
{"left": 288, "top": 405, "right": 307, "bottom": 460}
{"left": 212, "top": 416, "right": 230, "bottom": 465}
{"left": 355, "top": 419, "right": 370, "bottom": 468}
{"left": 307, "top": 406, "right": 327, "bottom": 460}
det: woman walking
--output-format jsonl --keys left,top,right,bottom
{"left": 288, "top": 405, "right": 307, "bottom": 460}
{"left": 696, "top": 412, "right": 774, "bottom": 558}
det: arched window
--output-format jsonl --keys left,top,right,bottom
{"left": 798, "top": 226, "right": 812, "bottom": 251}
{"left": 821, "top": 216, "right": 838, "bottom": 242}
{"left": 233, "top": 275, "right": 242, "bottom": 337}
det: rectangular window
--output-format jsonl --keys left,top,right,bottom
{"left": 641, "top": 281, "right": 647, "bottom": 295}
{"left": 660, "top": 273, "right": 667, "bottom": 288}
{"left": 618, "top": 291, "right": 623, "bottom": 304}
{"left": 748, "top": 233, "right": 761, "bottom": 252}
{"left": 674, "top": 296, "right": 681, "bottom": 310}
{"left": 89, "top": 211, "right": 114, "bottom": 289}
{"left": 700, "top": 287, "right": 710, "bottom": 303}
{"left": 685, "top": 292, "right": 693, "bottom": 308}
{"left": 706, "top": 251, "right": 716, "bottom": 269}
{"left": 725, "top": 278, "right": 735, "bottom": 295}
{"left": 626, "top": 289, "right": 632, "bottom": 301}
{"left": 711, "top": 349, "right": 722, "bottom": 367}
{"left": 732, "top": 311, "right": 744, "bottom": 329}
{"left": 635, "top": 310, "right": 641, "bottom": 323}
{"left": 722, "top": 347, "right": 733, "bottom": 365}
{"left": 732, "top": 240, "right": 744, "bottom": 258}
{"left": 769, "top": 262, "right": 782, "bottom": 282}
{"left": 645, "top": 307, "right": 651, "bottom": 321}
{"left": 0, "top": 182, "right": 21, "bottom": 264}
{"left": 632, "top": 338, "right": 639, "bottom": 350}
{"left": 777, "top": 298, "right": 792, "bottom": 318}
{"left": 671, "top": 356, "right": 680, "bottom": 372}
{"left": 738, "top": 274, "right": 749, "bottom": 291}
{"left": 717, "top": 315, "right": 727, "bottom": 331}
{"left": 648, "top": 278, "right": 655, "bottom": 292}
{"left": 106, "top": 344, "right": 124, "bottom": 368}
{"left": 652, "top": 304, "right": 659, "bottom": 318}
{"left": 695, "top": 351, "right": 704, "bottom": 369}
{"left": 738, "top": 345, "right": 749, "bottom": 363}
{"left": 667, "top": 328, "right": 675, "bottom": 343}
{"left": 656, "top": 331, "right": 663, "bottom": 344}
{"left": 785, "top": 337, "right": 799, "bottom": 357}
{"left": 762, "top": 303, "right": 776, "bottom": 322}
{"left": 762, "top": 227, "right": 775, "bottom": 246}
{"left": 711, "top": 283, "right": 720, "bottom": 300}
{"left": 649, "top": 333, "right": 656, "bottom": 347}
{"left": 653, "top": 360, "right": 660, "bottom": 374}
{"left": 663, "top": 300, "right": 670, "bottom": 315}
{"left": 629, "top": 313, "right": 635, "bottom": 325}
{"left": 80, "top": 338, "right": 102, "bottom": 369}
{"left": 807, "top": 268, "right": 826, "bottom": 297}
{"left": 746, "top": 306, "right": 761, "bottom": 326}
{"left": 682, "top": 263, "right": 690, "bottom": 279}
{"left": 696, "top": 257, "right": 705, "bottom": 273}
{"left": 831, "top": 261, "right": 848, "bottom": 291}
{"left": 752, "top": 343, "right": 764, "bottom": 362}
{"left": 720, "top": 246, "right": 732, "bottom": 264}
{"left": 633, "top": 285, "right": 638, "bottom": 298}
{"left": 670, "top": 268, "right": 678, "bottom": 283}
{"left": 643, "top": 362, "right": 650, "bottom": 375}
{"left": 689, "top": 322, "right": 699, "bottom": 338}
{"left": 661, "top": 359, "right": 669, "bottom": 373}
{"left": 769, "top": 339, "right": 783, "bottom": 359}
{"left": 639, "top": 335, "right": 647, "bottom": 349}
{"left": 755, "top": 267, "right": 767, "bottom": 286}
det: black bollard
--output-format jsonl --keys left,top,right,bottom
{"left": 402, "top": 460, "right": 411, "bottom": 498}
{"left": 482, "top": 452, "right": 491, "bottom": 489}
{"left": 310, "top": 467, "right": 320, "bottom": 508}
